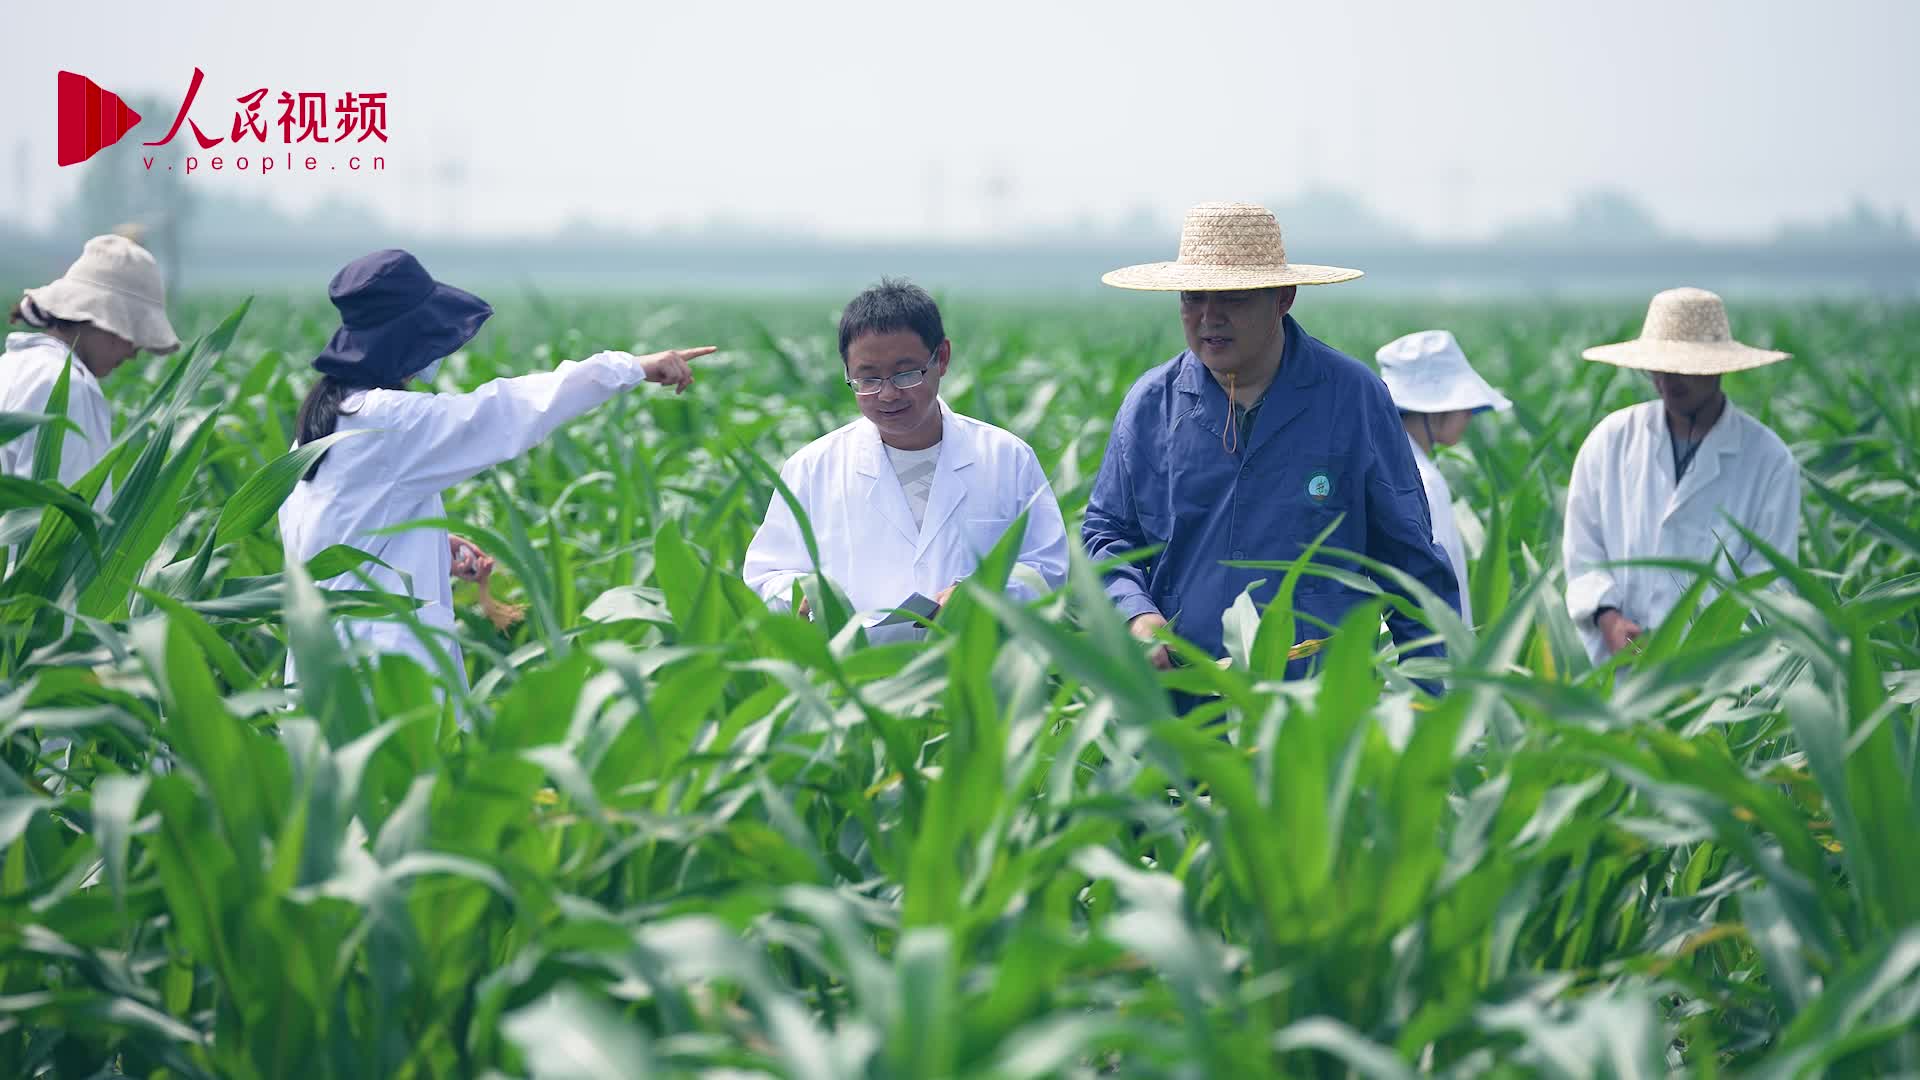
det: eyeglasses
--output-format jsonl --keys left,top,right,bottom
{"left": 846, "top": 351, "right": 937, "bottom": 395}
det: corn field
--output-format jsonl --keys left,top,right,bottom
{"left": 3, "top": 291, "right": 1919, "bottom": 1078}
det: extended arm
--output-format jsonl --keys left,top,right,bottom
{"left": 392, "top": 348, "right": 705, "bottom": 492}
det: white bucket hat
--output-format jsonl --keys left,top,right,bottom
{"left": 21, "top": 234, "right": 181, "bottom": 355}
{"left": 1376, "top": 329, "right": 1511, "bottom": 415}
{"left": 1582, "top": 287, "right": 1788, "bottom": 375}
{"left": 1102, "top": 202, "right": 1363, "bottom": 291}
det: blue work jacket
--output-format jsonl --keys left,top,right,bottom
{"left": 1083, "top": 315, "right": 1459, "bottom": 671}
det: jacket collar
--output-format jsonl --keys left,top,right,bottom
{"left": 851, "top": 396, "right": 974, "bottom": 471}
{"left": 6, "top": 332, "right": 66, "bottom": 353}
{"left": 1172, "top": 314, "right": 1325, "bottom": 455}
{"left": 6, "top": 331, "right": 101, "bottom": 387}
{"left": 851, "top": 397, "right": 978, "bottom": 552}
{"left": 1640, "top": 397, "right": 1748, "bottom": 517}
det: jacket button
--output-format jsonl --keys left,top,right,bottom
{"left": 1232, "top": 549, "right": 1245, "bottom": 559}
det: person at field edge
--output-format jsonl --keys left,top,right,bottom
{"left": 280, "top": 248, "right": 713, "bottom": 693}
{"left": 2, "top": 232, "right": 182, "bottom": 501}
{"left": 1564, "top": 287, "right": 1800, "bottom": 664}
{"left": 742, "top": 278, "right": 1069, "bottom": 637}
{"left": 1376, "top": 329, "right": 1513, "bottom": 628}
{"left": 1082, "top": 202, "right": 1458, "bottom": 683}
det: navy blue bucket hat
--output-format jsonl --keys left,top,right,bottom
{"left": 313, "top": 249, "right": 492, "bottom": 385}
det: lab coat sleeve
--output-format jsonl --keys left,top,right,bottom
{"left": 14, "top": 359, "right": 116, "bottom": 508}
{"left": 1005, "top": 446, "right": 1070, "bottom": 603}
{"left": 59, "top": 380, "right": 112, "bottom": 480}
{"left": 390, "top": 351, "right": 656, "bottom": 493}
{"left": 1364, "top": 399, "right": 1458, "bottom": 659}
{"left": 61, "top": 382, "right": 115, "bottom": 497}
{"left": 1738, "top": 451, "right": 1802, "bottom": 582}
{"left": 741, "top": 454, "right": 814, "bottom": 612}
{"left": 1562, "top": 428, "right": 1623, "bottom": 634}
{"left": 1081, "top": 425, "right": 1160, "bottom": 622}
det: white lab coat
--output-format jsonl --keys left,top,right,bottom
{"left": 279, "top": 351, "right": 663, "bottom": 687}
{"left": 742, "top": 399, "right": 1070, "bottom": 629}
{"left": 1563, "top": 400, "right": 1800, "bottom": 663}
{"left": 1409, "top": 432, "right": 1473, "bottom": 626}
{"left": 1, "top": 332, "right": 116, "bottom": 497}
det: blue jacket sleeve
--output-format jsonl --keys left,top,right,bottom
{"left": 1082, "top": 425, "right": 1161, "bottom": 622}
{"left": 1364, "top": 395, "right": 1460, "bottom": 660}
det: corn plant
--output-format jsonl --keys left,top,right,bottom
{"left": 0, "top": 293, "right": 1916, "bottom": 1077}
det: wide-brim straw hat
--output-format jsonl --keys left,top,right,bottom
{"left": 1102, "top": 202, "right": 1363, "bottom": 291}
{"left": 1377, "top": 329, "right": 1512, "bottom": 415}
{"left": 1582, "top": 287, "right": 1789, "bottom": 375}
{"left": 23, "top": 233, "right": 181, "bottom": 355}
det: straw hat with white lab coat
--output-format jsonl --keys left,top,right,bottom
{"left": 1564, "top": 287, "right": 1799, "bottom": 662}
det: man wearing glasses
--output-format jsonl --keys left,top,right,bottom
{"left": 743, "top": 278, "right": 1069, "bottom": 633}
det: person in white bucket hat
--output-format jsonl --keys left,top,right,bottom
{"left": 3, "top": 233, "right": 182, "bottom": 493}
{"left": 1377, "top": 330, "right": 1512, "bottom": 627}
{"left": 1563, "top": 287, "right": 1800, "bottom": 664}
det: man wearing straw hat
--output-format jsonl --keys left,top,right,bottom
{"left": 1564, "top": 287, "right": 1800, "bottom": 663}
{"left": 1084, "top": 202, "right": 1459, "bottom": 681}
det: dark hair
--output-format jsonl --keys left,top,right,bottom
{"left": 837, "top": 277, "right": 945, "bottom": 361}
{"left": 295, "top": 373, "right": 400, "bottom": 481}
{"left": 8, "top": 296, "right": 86, "bottom": 336}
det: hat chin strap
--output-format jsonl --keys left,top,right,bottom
{"left": 1222, "top": 371, "right": 1238, "bottom": 454}
{"left": 1672, "top": 389, "right": 1726, "bottom": 479}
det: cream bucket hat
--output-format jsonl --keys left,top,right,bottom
{"left": 1582, "top": 287, "right": 1787, "bottom": 375}
{"left": 1377, "top": 330, "right": 1512, "bottom": 415}
{"left": 21, "top": 234, "right": 181, "bottom": 355}
{"left": 1102, "top": 202, "right": 1363, "bottom": 291}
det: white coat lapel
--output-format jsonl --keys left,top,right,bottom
{"left": 854, "top": 421, "right": 919, "bottom": 546}
{"left": 1625, "top": 404, "right": 1677, "bottom": 520}
{"left": 913, "top": 402, "right": 976, "bottom": 562}
{"left": 1664, "top": 404, "right": 1741, "bottom": 523}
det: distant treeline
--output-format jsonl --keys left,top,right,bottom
{"left": 5, "top": 229, "right": 1917, "bottom": 298}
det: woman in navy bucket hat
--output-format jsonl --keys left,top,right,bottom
{"left": 311, "top": 247, "right": 495, "bottom": 388}
{"left": 279, "top": 249, "right": 714, "bottom": 706}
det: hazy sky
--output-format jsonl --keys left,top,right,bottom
{"left": 7, "top": 0, "right": 1916, "bottom": 244}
